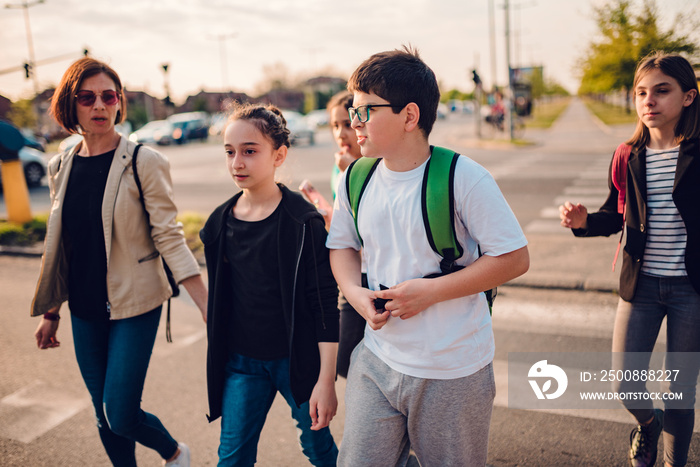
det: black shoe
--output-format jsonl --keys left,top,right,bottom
{"left": 628, "top": 408, "right": 663, "bottom": 467}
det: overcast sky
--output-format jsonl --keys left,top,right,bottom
{"left": 0, "top": 0, "right": 696, "bottom": 104}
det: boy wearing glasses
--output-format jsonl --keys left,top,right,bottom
{"left": 326, "top": 46, "right": 529, "bottom": 466}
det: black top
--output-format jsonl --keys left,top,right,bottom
{"left": 225, "top": 203, "right": 288, "bottom": 359}
{"left": 62, "top": 150, "right": 115, "bottom": 319}
{"left": 200, "top": 185, "right": 339, "bottom": 421}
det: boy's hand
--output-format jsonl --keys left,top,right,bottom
{"left": 345, "top": 285, "right": 391, "bottom": 330}
{"left": 374, "top": 278, "right": 436, "bottom": 320}
{"left": 309, "top": 379, "right": 337, "bottom": 431}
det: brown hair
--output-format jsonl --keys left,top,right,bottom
{"left": 50, "top": 58, "right": 126, "bottom": 134}
{"left": 347, "top": 45, "right": 440, "bottom": 136}
{"left": 627, "top": 51, "right": 700, "bottom": 148}
{"left": 326, "top": 90, "right": 353, "bottom": 112}
{"left": 227, "top": 102, "right": 291, "bottom": 149}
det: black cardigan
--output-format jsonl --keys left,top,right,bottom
{"left": 200, "top": 185, "right": 339, "bottom": 422}
{"left": 573, "top": 139, "right": 700, "bottom": 301}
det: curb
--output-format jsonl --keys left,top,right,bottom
{"left": 0, "top": 244, "right": 43, "bottom": 257}
{"left": 0, "top": 244, "right": 620, "bottom": 295}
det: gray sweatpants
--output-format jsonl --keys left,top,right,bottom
{"left": 338, "top": 343, "right": 495, "bottom": 467}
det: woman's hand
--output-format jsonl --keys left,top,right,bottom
{"left": 34, "top": 309, "right": 61, "bottom": 349}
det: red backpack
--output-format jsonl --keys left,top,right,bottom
{"left": 611, "top": 143, "right": 632, "bottom": 271}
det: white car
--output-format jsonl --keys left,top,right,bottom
{"left": 0, "top": 146, "right": 47, "bottom": 187}
{"left": 282, "top": 110, "right": 315, "bottom": 146}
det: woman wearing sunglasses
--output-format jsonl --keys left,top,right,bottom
{"left": 31, "top": 58, "right": 206, "bottom": 467}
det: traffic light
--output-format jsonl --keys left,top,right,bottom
{"left": 472, "top": 69, "right": 481, "bottom": 86}
{"left": 23, "top": 62, "right": 31, "bottom": 79}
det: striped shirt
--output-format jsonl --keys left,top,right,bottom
{"left": 641, "top": 146, "right": 687, "bottom": 277}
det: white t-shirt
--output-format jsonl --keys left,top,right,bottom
{"left": 326, "top": 154, "right": 528, "bottom": 379}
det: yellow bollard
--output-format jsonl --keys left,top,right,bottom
{"left": 1, "top": 160, "right": 33, "bottom": 224}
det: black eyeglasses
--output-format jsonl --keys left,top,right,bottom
{"left": 348, "top": 104, "right": 403, "bottom": 123}
{"left": 75, "top": 90, "right": 120, "bottom": 107}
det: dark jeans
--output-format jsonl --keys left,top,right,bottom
{"left": 612, "top": 274, "right": 700, "bottom": 466}
{"left": 71, "top": 306, "right": 178, "bottom": 466}
{"left": 219, "top": 353, "right": 338, "bottom": 467}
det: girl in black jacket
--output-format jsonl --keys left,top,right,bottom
{"left": 199, "top": 103, "right": 339, "bottom": 466}
{"left": 560, "top": 52, "right": 700, "bottom": 467}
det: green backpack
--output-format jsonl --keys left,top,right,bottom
{"left": 345, "top": 145, "right": 496, "bottom": 313}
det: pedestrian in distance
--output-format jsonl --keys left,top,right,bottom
{"left": 199, "top": 102, "right": 340, "bottom": 467}
{"left": 560, "top": 51, "right": 700, "bottom": 467}
{"left": 327, "top": 90, "right": 363, "bottom": 199}
{"left": 32, "top": 58, "right": 208, "bottom": 467}
{"left": 325, "top": 90, "right": 365, "bottom": 379}
{"left": 326, "top": 45, "right": 530, "bottom": 466}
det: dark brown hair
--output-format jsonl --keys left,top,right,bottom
{"left": 326, "top": 90, "right": 353, "bottom": 112}
{"left": 347, "top": 45, "right": 440, "bottom": 136}
{"left": 228, "top": 102, "right": 291, "bottom": 149}
{"left": 627, "top": 51, "right": 700, "bottom": 148}
{"left": 50, "top": 58, "right": 126, "bottom": 134}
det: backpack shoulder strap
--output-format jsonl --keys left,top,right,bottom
{"left": 345, "top": 157, "right": 381, "bottom": 245}
{"left": 423, "top": 146, "right": 463, "bottom": 272}
{"left": 130, "top": 144, "right": 146, "bottom": 215}
{"left": 611, "top": 143, "right": 632, "bottom": 215}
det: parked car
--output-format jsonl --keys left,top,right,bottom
{"left": 0, "top": 146, "right": 47, "bottom": 188}
{"left": 167, "top": 112, "right": 210, "bottom": 144}
{"left": 129, "top": 120, "right": 175, "bottom": 145}
{"left": 20, "top": 128, "right": 47, "bottom": 152}
{"left": 208, "top": 112, "right": 227, "bottom": 137}
{"left": 303, "top": 109, "right": 329, "bottom": 128}
{"left": 282, "top": 110, "right": 315, "bottom": 146}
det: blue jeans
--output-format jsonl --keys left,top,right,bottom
{"left": 612, "top": 274, "right": 700, "bottom": 466}
{"left": 71, "top": 306, "right": 178, "bottom": 467}
{"left": 218, "top": 353, "right": 338, "bottom": 467}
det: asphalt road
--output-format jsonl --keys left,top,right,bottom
{"left": 2, "top": 101, "right": 700, "bottom": 465}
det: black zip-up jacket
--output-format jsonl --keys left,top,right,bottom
{"left": 200, "top": 185, "right": 339, "bottom": 422}
{"left": 573, "top": 139, "right": 700, "bottom": 301}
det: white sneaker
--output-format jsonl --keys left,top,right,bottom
{"left": 163, "top": 442, "right": 190, "bottom": 467}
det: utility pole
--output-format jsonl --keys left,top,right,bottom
{"left": 161, "top": 63, "right": 172, "bottom": 117}
{"left": 208, "top": 33, "right": 236, "bottom": 91}
{"left": 5, "top": 0, "right": 44, "bottom": 95}
{"left": 504, "top": 0, "right": 515, "bottom": 140}
{"left": 488, "top": 0, "right": 497, "bottom": 91}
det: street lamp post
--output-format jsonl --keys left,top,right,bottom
{"left": 5, "top": 0, "right": 45, "bottom": 95}
{"left": 208, "top": 33, "right": 236, "bottom": 91}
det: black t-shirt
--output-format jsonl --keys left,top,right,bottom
{"left": 225, "top": 203, "right": 288, "bottom": 360}
{"left": 62, "top": 150, "right": 115, "bottom": 320}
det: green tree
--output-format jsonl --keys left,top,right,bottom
{"left": 7, "top": 99, "right": 37, "bottom": 129}
{"left": 578, "top": 0, "right": 697, "bottom": 112}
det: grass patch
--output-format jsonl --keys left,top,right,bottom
{"left": 583, "top": 97, "right": 638, "bottom": 126}
{"left": 525, "top": 97, "right": 571, "bottom": 129}
{"left": 178, "top": 211, "right": 206, "bottom": 259}
{"left": 0, "top": 213, "right": 48, "bottom": 246}
{"left": 0, "top": 212, "right": 207, "bottom": 259}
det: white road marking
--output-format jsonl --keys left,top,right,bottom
{"left": 0, "top": 380, "right": 90, "bottom": 443}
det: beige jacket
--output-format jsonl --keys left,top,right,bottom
{"left": 31, "top": 136, "right": 201, "bottom": 319}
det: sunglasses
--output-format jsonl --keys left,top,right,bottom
{"left": 75, "top": 90, "right": 120, "bottom": 107}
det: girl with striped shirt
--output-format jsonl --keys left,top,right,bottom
{"left": 560, "top": 52, "right": 700, "bottom": 467}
